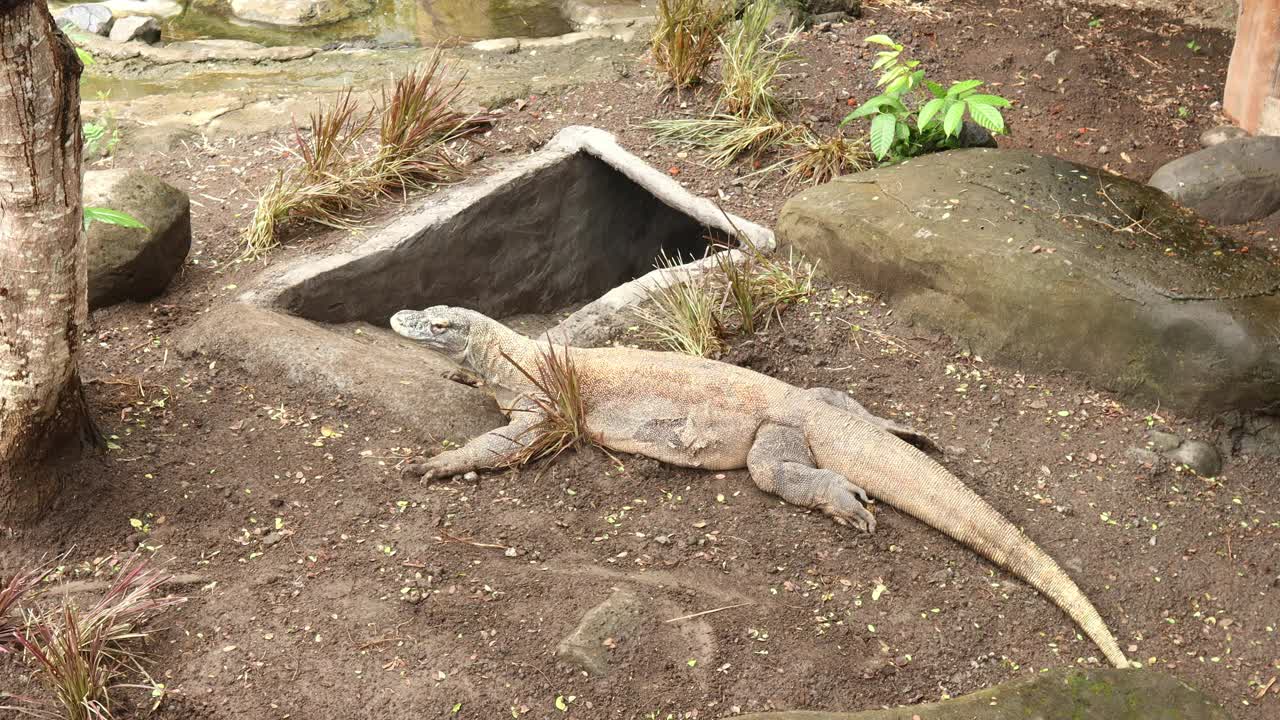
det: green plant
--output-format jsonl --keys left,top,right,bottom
{"left": 1088, "top": 16, "right": 1102, "bottom": 28}
{"left": 842, "top": 35, "right": 1011, "bottom": 161}
{"left": 718, "top": 0, "right": 798, "bottom": 120}
{"left": 1177, "top": 106, "right": 1190, "bottom": 119}
{"left": 1186, "top": 39, "right": 1202, "bottom": 53}
{"left": 651, "top": 0, "right": 730, "bottom": 89}
{"left": 634, "top": 252, "right": 725, "bottom": 357}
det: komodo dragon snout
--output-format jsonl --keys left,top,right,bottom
{"left": 391, "top": 304, "right": 1133, "bottom": 669}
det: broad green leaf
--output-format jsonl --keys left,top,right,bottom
{"left": 84, "top": 207, "right": 148, "bottom": 231}
{"left": 917, "top": 97, "right": 946, "bottom": 130}
{"left": 967, "top": 102, "right": 1006, "bottom": 133}
{"left": 864, "top": 34, "right": 899, "bottom": 48}
{"left": 966, "top": 93, "right": 1013, "bottom": 108}
{"left": 869, "top": 113, "right": 897, "bottom": 160}
{"left": 908, "top": 69, "right": 925, "bottom": 90}
{"left": 894, "top": 121, "right": 911, "bottom": 141}
{"left": 946, "top": 79, "right": 984, "bottom": 97}
{"left": 942, "top": 101, "right": 966, "bottom": 137}
{"left": 871, "top": 53, "right": 896, "bottom": 71}
{"left": 924, "top": 80, "right": 946, "bottom": 98}
{"left": 76, "top": 48, "right": 94, "bottom": 66}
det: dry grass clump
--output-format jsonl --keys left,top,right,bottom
{"left": 648, "top": 0, "right": 806, "bottom": 167}
{"left": 651, "top": 0, "right": 731, "bottom": 90}
{"left": 242, "top": 50, "right": 489, "bottom": 260}
{"left": 717, "top": 0, "right": 798, "bottom": 120}
{"left": 502, "top": 342, "right": 595, "bottom": 468}
{"left": 0, "top": 567, "right": 48, "bottom": 651}
{"left": 634, "top": 252, "right": 726, "bottom": 357}
{"left": 1, "top": 554, "right": 186, "bottom": 720}
{"left": 647, "top": 114, "right": 806, "bottom": 167}
{"left": 781, "top": 132, "right": 874, "bottom": 186}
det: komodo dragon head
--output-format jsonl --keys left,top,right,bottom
{"left": 390, "top": 306, "right": 480, "bottom": 362}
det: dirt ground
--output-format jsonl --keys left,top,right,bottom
{"left": 3, "top": 0, "right": 1279, "bottom": 718}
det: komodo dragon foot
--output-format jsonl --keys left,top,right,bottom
{"left": 748, "top": 422, "right": 877, "bottom": 533}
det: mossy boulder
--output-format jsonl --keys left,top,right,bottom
{"left": 778, "top": 148, "right": 1280, "bottom": 415}
{"left": 736, "top": 667, "right": 1230, "bottom": 720}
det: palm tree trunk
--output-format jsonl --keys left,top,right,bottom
{"left": 0, "top": 0, "right": 95, "bottom": 526}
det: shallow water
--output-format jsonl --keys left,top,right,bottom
{"left": 161, "top": 0, "right": 572, "bottom": 47}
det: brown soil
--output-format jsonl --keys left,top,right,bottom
{"left": 4, "top": 1, "right": 1279, "bottom": 718}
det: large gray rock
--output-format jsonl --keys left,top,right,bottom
{"left": 1149, "top": 137, "right": 1280, "bottom": 225}
{"left": 108, "top": 15, "right": 162, "bottom": 44}
{"left": 228, "top": 0, "right": 373, "bottom": 27}
{"left": 56, "top": 4, "right": 115, "bottom": 35}
{"left": 736, "top": 668, "right": 1229, "bottom": 719}
{"left": 84, "top": 169, "right": 191, "bottom": 309}
{"left": 778, "top": 149, "right": 1280, "bottom": 415}
{"left": 174, "top": 304, "right": 506, "bottom": 442}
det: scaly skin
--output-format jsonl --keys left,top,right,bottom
{"left": 391, "top": 306, "right": 1130, "bottom": 668}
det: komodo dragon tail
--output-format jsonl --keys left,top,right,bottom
{"left": 810, "top": 412, "right": 1130, "bottom": 668}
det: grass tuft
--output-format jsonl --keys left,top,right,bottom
{"left": 781, "top": 132, "right": 873, "bottom": 187}
{"left": 651, "top": 0, "right": 730, "bottom": 90}
{"left": 501, "top": 342, "right": 594, "bottom": 468}
{"left": 2, "top": 554, "right": 186, "bottom": 720}
{"left": 1, "top": 567, "right": 48, "bottom": 653}
{"left": 718, "top": 0, "right": 799, "bottom": 120}
{"left": 646, "top": 114, "right": 806, "bottom": 167}
{"left": 242, "top": 49, "right": 489, "bottom": 260}
{"left": 634, "top": 252, "right": 725, "bottom": 357}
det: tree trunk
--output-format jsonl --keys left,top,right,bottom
{"left": 0, "top": 0, "right": 95, "bottom": 527}
{"left": 1224, "top": 0, "right": 1280, "bottom": 134}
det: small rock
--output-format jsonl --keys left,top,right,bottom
{"left": 261, "top": 532, "right": 285, "bottom": 546}
{"left": 1167, "top": 440, "right": 1222, "bottom": 477}
{"left": 1125, "top": 447, "right": 1163, "bottom": 466}
{"left": 1098, "top": 145, "right": 1109, "bottom": 155}
{"left": 1148, "top": 431, "right": 1182, "bottom": 452}
{"left": 108, "top": 15, "right": 162, "bottom": 44}
{"left": 472, "top": 37, "right": 520, "bottom": 53}
{"left": 1044, "top": 48, "right": 1061, "bottom": 65}
{"left": 556, "top": 589, "right": 647, "bottom": 676}
{"left": 463, "top": 471, "right": 479, "bottom": 482}
{"left": 84, "top": 169, "right": 191, "bottom": 310}
{"left": 57, "top": 4, "right": 115, "bottom": 35}
{"left": 805, "top": 0, "right": 861, "bottom": 17}
{"left": 1199, "top": 125, "right": 1247, "bottom": 148}
{"left": 957, "top": 120, "right": 998, "bottom": 149}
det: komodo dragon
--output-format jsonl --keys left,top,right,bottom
{"left": 391, "top": 305, "right": 1130, "bottom": 668}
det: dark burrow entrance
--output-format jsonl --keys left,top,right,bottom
{"left": 276, "top": 151, "right": 724, "bottom": 330}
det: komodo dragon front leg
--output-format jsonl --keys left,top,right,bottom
{"left": 748, "top": 422, "right": 877, "bottom": 532}
{"left": 807, "top": 387, "right": 941, "bottom": 455}
{"left": 403, "top": 398, "right": 544, "bottom": 480}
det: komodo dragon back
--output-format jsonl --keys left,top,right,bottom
{"left": 390, "top": 304, "right": 1130, "bottom": 668}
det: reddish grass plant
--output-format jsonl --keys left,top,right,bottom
{"left": 1, "top": 554, "right": 186, "bottom": 720}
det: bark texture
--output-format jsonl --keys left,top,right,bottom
{"left": 0, "top": 0, "right": 93, "bottom": 526}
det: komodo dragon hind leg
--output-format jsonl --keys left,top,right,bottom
{"left": 807, "top": 387, "right": 942, "bottom": 456}
{"left": 403, "top": 397, "right": 545, "bottom": 481}
{"left": 748, "top": 423, "right": 877, "bottom": 533}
